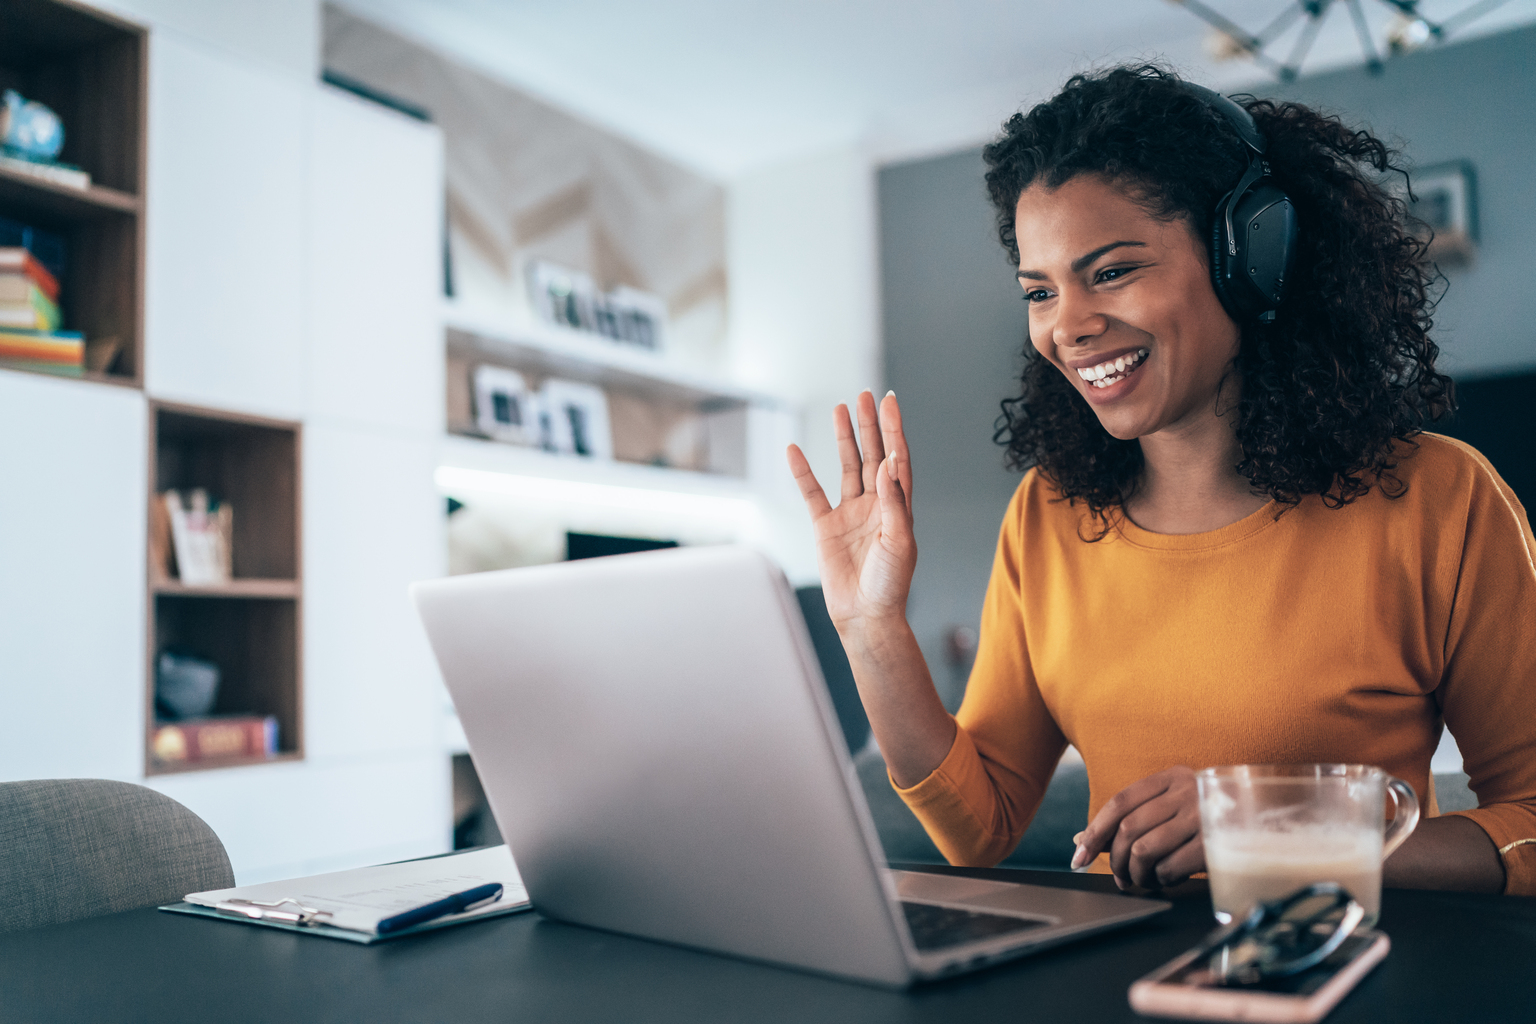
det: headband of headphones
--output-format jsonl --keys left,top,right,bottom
{"left": 1175, "top": 82, "right": 1299, "bottom": 324}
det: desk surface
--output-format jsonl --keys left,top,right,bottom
{"left": 3, "top": 865, "right": 1532, "bottom": 1024}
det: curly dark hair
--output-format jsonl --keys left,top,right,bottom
{"left": 985, "top": 64, "right": 1453, "bottom": 530}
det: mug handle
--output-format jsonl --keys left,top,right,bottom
{"left": 1382, "top": 776, "right": 1421, "bottom": 860}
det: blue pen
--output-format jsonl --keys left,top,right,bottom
{"left": 375, "top": 881, "right": 504, "bottom": 935}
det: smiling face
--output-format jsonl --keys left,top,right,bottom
{"left": 1014, "top": 173, "right": 1241, "bottom": 442}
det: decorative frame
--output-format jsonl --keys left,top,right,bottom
{"left": 539, "top": 378, "right": 613, "bottom": 459}
{"left": 473, "top": 364, "right": 537, "bottom": 445}
{"left": 1406, "top": 161, "right": 1478, "bottom": 265}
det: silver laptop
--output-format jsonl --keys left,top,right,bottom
{"left": 412, "top": 545, "right": 1167, "bottom": 987}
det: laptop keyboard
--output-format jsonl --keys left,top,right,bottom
{"left": 900, "top": 900, "right": 1046, "bottom": 952}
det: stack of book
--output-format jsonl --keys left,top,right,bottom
{"left": 151, "top": 715, "right": 279, "bottom": 765}
{"left": 0, "top": 230, "right": 81, "bottom": 375}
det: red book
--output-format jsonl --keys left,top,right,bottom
{"left": 152, "top": 715, "right": 279, "bottom": 763}
{"left": 0, "top": 247, "right": 60, "bottom": 302}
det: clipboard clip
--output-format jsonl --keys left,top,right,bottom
{"left": 214, "top": 897, "right": 334, "bottom": 926}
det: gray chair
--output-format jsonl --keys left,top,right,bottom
{"left": 1433, "top": 771, "right": 1478, "bottom": 813}
{"left": 0, "top": 779, "right": 234, "bottom": 933}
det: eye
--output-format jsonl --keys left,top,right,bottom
{"left": 1021, "top": 288, "right": 1053, "bottom": 304}
{"left": 1095, "top": 265, "right": 1140, "bottom": 284}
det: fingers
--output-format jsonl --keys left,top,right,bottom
{"left": 786, "top": 444, "right": 832, "bottom": 519}
{"left": 1077, "top": 766, "right": 1201, "bottom": 891}
{"left": 827, "top": 392, "right": 909, "bottom": 506}
{"left": 1109, "top": 797, "right": 1197, "bottom": 890}
{"left": 1073, "top": 772, "right": 1175, "bottom": 869}
{"left": 878, "top": 391, "right": 913, "bottom": 506}
{"left": 856, "top": 390, "right": 886, "bottom": 495}
{"left": 1157, "top": 835, "right": 1208, "bottom": 889}
{"left": 874, "top": 453, "right": 915, "bottom": 554}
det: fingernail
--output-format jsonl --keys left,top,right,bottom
{"left": 885, "top": 390, "right": 895, "bottom": 398}
{"left": 887, "top": 454, "right": 898, "bottom": 479}
{"left": 1070, "top": 844, "right": 1087, "bottom": 870}
{"left": 1072, "top": 831, "right": 1085, "bottom": 845}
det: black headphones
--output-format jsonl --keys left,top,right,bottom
{"left": 1177, "top": 83, "right": 1299, "bottom": 324}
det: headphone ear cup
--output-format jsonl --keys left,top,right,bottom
{"left": 1209, "top": 190, "right": 1244, "bottom": 322}
{"left": 1229, "top": 181, "right": 1297, "bottom": 320}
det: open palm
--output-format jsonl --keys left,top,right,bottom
{"left": 787, "top": 391, "right": 916, "bottom": 631}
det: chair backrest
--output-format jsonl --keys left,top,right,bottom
{"left": 0, "top": 779, "right": 233, "bottom": 933}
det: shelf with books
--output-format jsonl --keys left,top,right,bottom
{"left": 147, "top": 402, "right": 303, "bottom": 776}
{"left": 0, "top": 0, "right": 146, "bottom": 384}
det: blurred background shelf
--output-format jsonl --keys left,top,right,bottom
{"left": 444, "top": 306, "right": 775, "bottom": 409}
{"left": 152, "top": 579, "right": 301, "bottom": 600}
{"left": 0, "top": 166, "right": 140, "bottom": 217}
{"left": 438, "top": 432, "right": 757, "bottom": 499}
{"left": 147, "top": 402, "right": 303, "bottom": 776}
{"left": 0, "top": 0, "right": 146, "bottom": 383}
{"left": 149, "top": 750, "right": 303, "bottom": 777}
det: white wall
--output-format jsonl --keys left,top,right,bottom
{"left": 0, "top": 374, "right": 146, "bottom": 782}
{"left": 726, "top": 144, "right": 882, "bottom": 584}
{"left": 143, "top": 32, "right": 311, "bottom": 419}
{"left": 93, "top": 0, "right": 319, "bottom": 80}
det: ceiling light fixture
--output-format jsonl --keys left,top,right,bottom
{"left": 1170, "top": 0, "right": 1513, "bottom": 80}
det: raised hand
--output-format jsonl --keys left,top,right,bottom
{"left": 786, "top": 391, "right": 916, "bottom": 633}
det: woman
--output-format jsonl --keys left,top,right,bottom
{"left": 787, "top": 65, "right": 1535, "bottom": 896}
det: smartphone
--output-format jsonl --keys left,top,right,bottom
{"left": 1128, "top": 930, "right": 1390, "bottom": 1023}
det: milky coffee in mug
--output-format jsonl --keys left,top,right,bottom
{"left": 1197, "top": 764, "right": 1419, "bottom": 928}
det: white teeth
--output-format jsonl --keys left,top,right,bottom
{"left": 1076, "top": 348, "right": 1148, "bottom": 382}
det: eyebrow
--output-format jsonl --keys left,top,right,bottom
{"left": 1016, "top": 240, "right": 1148, "bottom": 280}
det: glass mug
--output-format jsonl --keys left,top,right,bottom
{"left": 1196, "top": 764, "right": 1420, "bottom": 928}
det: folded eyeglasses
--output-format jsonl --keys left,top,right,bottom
{"left": 1195, "top": 883, "right": 1366, "bottom": 987}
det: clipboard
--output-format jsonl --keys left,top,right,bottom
{"left": 158, "top": 845, "right": 532, "bottom": 944}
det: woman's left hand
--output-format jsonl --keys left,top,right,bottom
{"left": 1071, "top": 766, "right": 1205, "bottom": 891}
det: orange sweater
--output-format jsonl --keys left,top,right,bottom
{"left": 894, "top": 434, "right": 1536, "bottom": 895}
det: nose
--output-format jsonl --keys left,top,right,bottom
{"left": 1049, "top": 285, "right": 1109, "bottom": 351}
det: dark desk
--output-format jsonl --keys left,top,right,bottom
{"left": 3, "top": 866, "right": 1531, "bottom": 1024}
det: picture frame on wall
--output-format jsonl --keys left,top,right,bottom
{"left": 607, "top": 285, "right": 666, "bottom": 350}
{"left": 473, "top": 364, "right": 537, "bottom": 445}
{"left": 540, "top": 378, "right": 613, "bottom": 459}
{"left": 1404, "top": 161, "right": 1477, "bottom": 265}
{"left": 525, "top": 259, "right": 668, "bottom": 351}
{"left": 527, "top": 260, "right": 598, "bottom": 332}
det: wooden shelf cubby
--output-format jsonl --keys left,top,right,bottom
{"left": 0, "top": 0, "right": 145, "bottom": 383}
{"left": 146, "top": 402, "right": 304, "bottom": 775}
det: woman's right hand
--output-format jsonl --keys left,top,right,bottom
{"left": 786, "top": 391, "right": 916, "bottom": 638}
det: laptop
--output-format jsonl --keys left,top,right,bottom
{"left": 411, "top": 545, "right": 1167, "bottom": 987}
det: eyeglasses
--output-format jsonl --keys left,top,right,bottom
{"left": 1195, "top": 883, "right": 1366, "bottom": 987}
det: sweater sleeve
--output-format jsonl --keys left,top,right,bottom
{"left": 1434, "top": 443, "right": 1536, "bottom": 895}
{"left": 892, "top": 482, "right": 1068, "bottom": 866}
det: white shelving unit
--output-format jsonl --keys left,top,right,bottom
{"left": 439, "top": 433, "right": 755, "bottom": 501}
{"left": 443, "top": 302, "right": 778, "bottom": 410}
{"left": 442, "top": 300, "right": 792, "bottom": 491}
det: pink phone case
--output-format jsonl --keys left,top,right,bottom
{"left": 1128, "top": 932, "right": 1390, "bottom": 1023}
